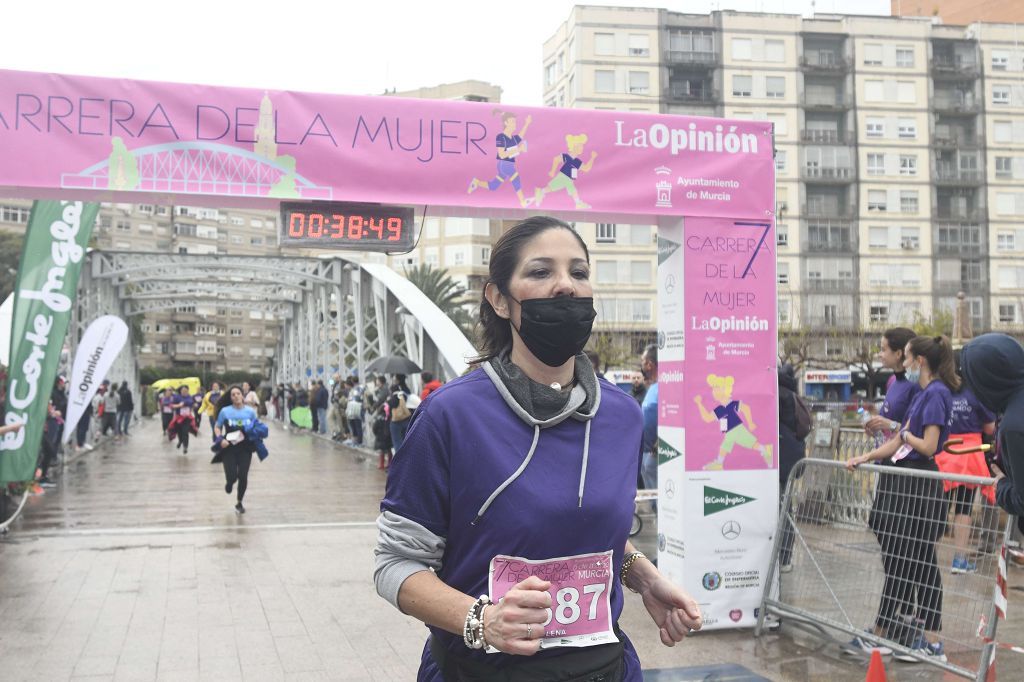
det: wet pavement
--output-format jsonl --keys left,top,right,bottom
{"left": 0, "top": 416, "right": 1021, "bottom": 681}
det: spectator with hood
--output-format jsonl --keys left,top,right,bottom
{"left": 777, "top": 363, "right": 807, "bottom": 571}
{"left": 961, "top": 333, "right": 1024, "bottom": 521}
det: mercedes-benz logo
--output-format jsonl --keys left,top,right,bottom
{"left": 721, "top": 520, "right": 741, "bottom": 540}
{"left": 664, "top": 274, "right": 676, "bottom": 294}
{"left": 664, "top": 479, "right": 676, "bottom": 499}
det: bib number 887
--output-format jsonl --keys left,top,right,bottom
{"left": 542, "top": 584, "right": 607, "bottom": 626}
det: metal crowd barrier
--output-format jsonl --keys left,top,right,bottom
{"left": 756, "top": 457, "right": 1012, "bottom": 681}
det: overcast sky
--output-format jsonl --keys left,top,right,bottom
{"left": 3, "top": 0, "right": 889, "bottom": 106}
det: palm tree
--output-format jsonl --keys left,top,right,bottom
{"left": 403, "top": 264, "right": 475, "bottom": 340}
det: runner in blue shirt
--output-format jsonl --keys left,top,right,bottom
{"left": 534, "top": 133, "right": 598, "bottom": 209}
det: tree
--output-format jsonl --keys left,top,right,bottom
{"left": 588, "top": 331, "right": 635, "bottom": 373}
{"left": 0, "top": 231, "right": 25, "bottom": 302}
{"left": 403, "top": 264, "right": 474, "bottom": 340}
{"left": 911, "top": 309, "right": 954, "bottom": 338}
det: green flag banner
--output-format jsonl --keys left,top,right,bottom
{"left": 0, "top": 200, "right": 98, "bottom": 483}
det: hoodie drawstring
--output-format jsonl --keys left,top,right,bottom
{"left": 473, "top": 425, "right": 541, "bottom": 525}
{"left": 578, "top": 420, "right": 591, "bottom": 508}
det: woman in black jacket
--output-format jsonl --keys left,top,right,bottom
{"left": 116, "top": 381, "right": 134, "bottom": 437}
{"left": 777, "top": 364, "right": 806, "bottom": 571}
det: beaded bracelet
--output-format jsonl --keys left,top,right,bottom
{"left": 620, "top": 551, "right": 647, "bottom": 593}
{"left": 463, "top": 595, "right": 491, "bottom": 650}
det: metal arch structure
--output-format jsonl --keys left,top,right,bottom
{"left": 72, "top": 250, "right": 475, "bottom": 388}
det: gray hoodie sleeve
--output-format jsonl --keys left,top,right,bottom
{"left": 374, "top": 511, "right": 446, "bottom": 611}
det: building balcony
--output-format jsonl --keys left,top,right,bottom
{"left": 664, "top": 50, "right": 717, "bottom": 66}
{"left": 933, "top": 279, "right": 987, "bottom": 296}
{"left": 935, "top": 242, "right": 983, "bottom": 256}
{"left": 804, "top": 278, "right": 856, "bottom": 293}
{"left": 800, "top": 53, "right": 849, "bottom": 72}
{"left": 934, "top": 208, "right": 984, "bottom": 221}
{"left": 801, "top": 165, "right": 854, "bottom": 183}
{"left": 930, "top": 56, "right": 980, "bottom": 79}
{"left": 932, "top": 96, "right": 981, "bottom": 114}
{"left": 802, "top": 205, "right": 856, "bottom": 220}
{"left": 806, "top": 240, "right": 853, "bottom": 253}
{"left": 933, "top": 167, "right": 983, "bottom": 185}
{"left": 806, "top": 316, "right": 858, "bottom": 331}
{"left": 932, "top": 131, "right": 984, "bottom": 149}
{"left": 666, "top": 86, "right": 717, "bottom": 103}
{"left": 801, "top": 92, "right": 850, "bottom": 110}
{"left": 800, "top": 129, "right": 853, "bottom": 145}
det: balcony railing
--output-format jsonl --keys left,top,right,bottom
{"left": 800, "top": 53, "right": 849, "bottom": 71}
{"left": 934, "top": 279, "right": 987, "bottom": 295}
{"left": 801, "top": 92, "right": 850, "bottom": 109}
{"left": 935, "top": 242, "right": 983, "bottom": 256}
{"left": 931, "top": 55, "right": 980, "bottom": 77}
{"left": 935, "top": 208, "right": 984, "bottom": 221}
{"left": 802, "top": 165, "right": 854, "bottom": 182}
{"left": 806, "top": 240, "right": 853, "bottom": 253}
{"left": 807, "top": 315, "right": 858, "bottom": 331}
{"left": 933, "top": 96, "right": 980, "bottom": 113}
{"left": 933, "top": 167, "right": 983, "bottom": 184}
{"left": 802, "top": 205, "right": 856, "bottom": 219}
{"left": 932, "top": 131, "right": 984, "bottom": 148}
{"left": 667, "top": 86, "right": 717, "bottom": 103}
{"left": 804, "top": 278, "right": 856, "bottom": 292}
{"left": 800, "top": 129, "right": 853, "bottom": 145}
{"left": 665, "top": 50, "right": 717, "bottom": 65}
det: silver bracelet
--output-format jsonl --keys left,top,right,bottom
{"left": 463, "top": 595, "right": 491, "bottom": 650}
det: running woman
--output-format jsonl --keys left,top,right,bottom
{"left": 159, "top": 388, "right": 175, "bottom": 441}
{"left": 468, "top": 111, "right": 533, "bottom": 207}
{"left": 169, "top": 386, "right": 196, "bottom": 454}
{"left": 199, "top": 382, "right": 223, "bottom": 440}
{"left": 213, "top": 386, "right": 258, "bottom": 514}
{"left": 534, "top": 133, "right": 598, "bottom": 209}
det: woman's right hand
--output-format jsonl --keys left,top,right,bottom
{"left": 863, "top": 415, "right": 894, "bottom": 434}
{"left": 482, "top": 576, "right": 552, "bottom": 655}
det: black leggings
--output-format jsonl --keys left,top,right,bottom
{"left": 176, "top": 420, "right": 191, "bottom": 449}
{"left": 222, "top": 448, "right": 253, "bottom": 502}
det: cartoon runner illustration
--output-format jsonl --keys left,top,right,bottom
{"left": 468, "top": 110, "right": 533, "bottom": 207}
{"left": 534, "top": 134, "right": 597, "bottom": 209}
{"left": 694, "top": 374, "right": 773, "bottom": 470}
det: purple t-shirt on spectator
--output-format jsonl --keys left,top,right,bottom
{"left": 881, "top": 374, "right": 920, "bottom": 424}
{"left": 947, "top": 386, "right": 995, "bottom": 434}
{"left": 714, "top": 400, "right": 743, "bottom": 431}
{"left": 902, "top": 380, "right": 953, "bottom": 461}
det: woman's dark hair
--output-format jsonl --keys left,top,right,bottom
{"left": 883, "top": 327, "right": 916, "bottom": 366}
{"left": 214, "top": 385, "right": 244, "bottom": 421}
{"left": 421, "top": 371, "right": 434, "bottom": 383}
{"left": 908, "top": 335, "right": 960, "bottom": 392}
{"left": 393, "top": 374, "right": 410, "bottom": 393}
{"left": 473, "top": 216, "right": 590, "bottom": 363}
{"left": 643, "top": 343, "right": 658, "bottom": 367}
{"left": 178, "top": 385, "right": 189, "bottom": 394}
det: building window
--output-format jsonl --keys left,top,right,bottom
{"left": 544, "top": 62, "right": 556, "bottom": 88}
{"left": 766, "top": 76, "right": 785, "bottom": 98}
{"left": 732, "top": 75, "right": 752, "bottom": 97}
{"left": 870, "top": 305, "right": 889, "bottom": 323}
{"left": 996, "top": 157, "right": 1014, "bottom": 179}
{"left": 869, "top": 226, "right": 888, "bottom": 248}
{"left": 895, "top": 48, "right": 914, "bottom": 68}
{"left": 901, "top": 226, "right": 920, "bottom": 250}
{"left": 865, "top": 80, "right": 884, "bottom": 101}
{"left": 481, "top": 247, "right": 490, "bottom": 265}
{"left": 765, "top": 39, "right": 785, "bottom": 62}
{"left": 250, "top": 237, "right": 263, "bottom": 245}
{"left": 823, "top": 305, "right": 838, "bottom": 326}
{"left": 900, "top": 191, "right": 918, "bottom": 214}
{"left": 731, "top": 38, "right": 752, "bottom": 61}
{"left": 868, "top": 190, "right": 887, "bottom": 212}
{"left": 993, "top": 85, "right": 1011, "bottom": 106}
{"left": 229, "top": 328, "right": 242, "bottom": 337}
{"left": 899, "top": 155, "right": 917, "bottom": 176}
{"left": 594, "top": 33, "right": 615, "bottom": 56}
{"left": 630, "top": 261, "right": 651, "bottom": 284}
{"left": 778, "top": 300, "right": 791, "bottom": 325}
{"left": 863, "top": 43, "right": 883, "bottom": 66}
{"left": 628, "top": 34, "right": 649, "bottom": 57}
{"left": 867, "top": 153, "right": 885, "bottom": 176}
{"left": 994, "top": 121, "right": 1013, "bottom": 143}
{"left": 116, "top": 220, "right": 131, "bottom": 231}
{"left": 628, "top": 71, "right": 650, "bottom": 95}
{"left": 596, "top": 223, "right": 617, "bottom": 243}
{"left": 997, "top": 232, "right": 1016, "bottom": 251}
{"left": 776, "top": 224, "right": 788, "bottom": 247}
{"left": 992, "top": 51, "right": 1009, "bottom": 71}
{"left": 595, "top": 70, "right": 615, "bottom": 93}
{"left": 897, "top": 81, "right": 915, "bottom": 103}
{"left": 897, "top": 119, "right": 917, "bottom": 139}
{"left": 999, "top": 304, "right": 1018, "bottom": 324}
{"left": 777, "top": 263, "right": 789, "bottom": 285}
{"left": 866, "top": 118, "right": 884, "bottom": 138}
{"left": 775, "top": 150, "right": 786, "bottom": 172}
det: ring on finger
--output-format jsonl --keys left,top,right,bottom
{"left": 526, "top": 623, "right": 533, "bottom": 639}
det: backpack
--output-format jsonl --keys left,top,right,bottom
{"left": 793, "top": 393, "right": 813, "bottom": 440}
{"left": 391, "top": 393, "right": 411, "bottom": 422}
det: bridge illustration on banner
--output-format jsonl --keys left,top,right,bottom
{"left": 60, "top": 140, "right": 333, "bottom": 199}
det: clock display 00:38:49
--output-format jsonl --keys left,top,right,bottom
{"left": 286, "top": 212, "right": 403, "bottom": 241}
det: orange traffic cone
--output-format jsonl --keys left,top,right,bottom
{"left": 865, "top": 649, "right": 887, "bottom": 682}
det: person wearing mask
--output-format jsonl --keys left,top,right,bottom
{"left": 846, "top": 335, "right": 958, "bottom": 663}
{"left": 777, "top": 363, "right": 807, "bottom": 572}
{"left": 116, "top": 381, "right": 134, "bottom": 438}
{"left": 387, "top": 374, "right": 413, "bottom": 453}
{"left": 420, "top": 372, "right": 443, "bottom": 401}
{"left": 863, "top": 327, "right": 919, "bottom": 444}
{"left": 213, "top": 385, "right": 259, "bottom": 514}
{"left": 936, "top": 361, "right": 996, "bottom": 575}
{"left": 960, "top": 333, "right": 1024, "bottom": 524}
{"left": 375, "top": 217, "right": 701, "bottom": 681}
{"left": 640, "top": 344, "right": 659, "bottom": 491}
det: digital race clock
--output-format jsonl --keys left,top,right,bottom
{"left": 279, "top": 201, "right": 416, "bottom": 252}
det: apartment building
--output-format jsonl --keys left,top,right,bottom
{"left": 0, "top": 198, "right": 282, "bottom": 375}
{"left": 542, "top": 6, "right": 1024, "bottom": 352}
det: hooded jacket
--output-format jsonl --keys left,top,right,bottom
{"left": 777, "top": 364, "right": 805, "bottom": 486}
{"left": 374, "top": 352, "right": 643, "bottom": 680}
{"left": 961, "top": 333, "right": 1024, "bottom": 516}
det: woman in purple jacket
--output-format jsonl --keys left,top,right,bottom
{"left": 375, "top": 217, "right": 701, "bottom": 681}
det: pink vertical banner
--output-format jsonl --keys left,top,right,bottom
{"left": 683, "top": 217, "right": 777, "bottom": 472}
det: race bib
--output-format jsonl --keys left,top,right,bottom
{"left": 488, "top": 550, "right": 617, "bottom": 650}
{"left": 570, "top": 167, "right": 579, "bottom": 179}
{"left": 719, "top": 417, "right": 729, "bottom": 432}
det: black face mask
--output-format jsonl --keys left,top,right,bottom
{"left": 509, "top": 295, "right": 597, "bottom": 367}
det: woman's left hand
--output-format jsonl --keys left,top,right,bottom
{"left": 640, "top": 576, "right": 702, "bottom": 646}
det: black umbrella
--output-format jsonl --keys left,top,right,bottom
{"left": 364, "top": 355, "right": 422, "bottom": 375}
